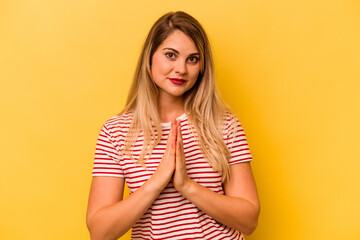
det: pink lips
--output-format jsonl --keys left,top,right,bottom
{"left": 169, "top": 78, "right": 186, "bottom": 85}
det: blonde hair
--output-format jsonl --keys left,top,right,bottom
{"left": 121, "top": 11, "right": 236, "bottom": 182}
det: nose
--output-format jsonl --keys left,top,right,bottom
{"left": 174, "top": 59, "right": 187, "bottom": 75}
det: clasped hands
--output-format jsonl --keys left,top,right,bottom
{"left": 155, "top": 119, "right": 192, "bottom": 194}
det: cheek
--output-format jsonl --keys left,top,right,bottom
{"left": 152, "top": 54, "right": 171, "bottom": 76}
{"left": 189, "top": 66, "right": 201, "bottom": 80}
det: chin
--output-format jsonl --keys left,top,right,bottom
{"left": 172, "top": 92, "right": 186, "bottom": 97}
{"left": 166, "top": 90, "right": 187, "bottom": 98}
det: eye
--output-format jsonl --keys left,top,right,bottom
{"left": 188, "top": 56, "right": 199, "bottom": 64}
{"left": 165, "top": 52, "right": 176, "bottom": 59}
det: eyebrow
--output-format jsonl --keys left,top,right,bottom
{"left": 163, "top": 47, "right": 199, "bottom": 56}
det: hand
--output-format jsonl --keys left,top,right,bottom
{"left": 150, "top": 120, "right": 177, "bottom": 191}
{"left": 173, "top": 119, "right": 192, "bottom": 194}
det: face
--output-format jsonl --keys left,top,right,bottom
{"left": 151, "top": 30, "right": 201, "bottom": 99}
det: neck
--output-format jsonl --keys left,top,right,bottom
{"left": 158, "top": 94, "right": 185, "bottom": 123}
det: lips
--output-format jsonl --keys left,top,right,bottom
{"left": 169, "top": 78, "right": 186, "bottom": 85}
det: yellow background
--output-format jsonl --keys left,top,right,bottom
{"left": 1, "top": 0, "right": 359, "bottom": 239}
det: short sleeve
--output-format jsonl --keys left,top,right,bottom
{"left": 91, "top": 122, "right": 124, "bottom": 178}
{"left": 224, "top": 114, "right": 253, "bottom": 165}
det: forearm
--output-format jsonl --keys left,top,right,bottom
{"left": 87, "top": 175, "right": 166, "bottom": 240}
{"left": 180, "top": 180, "right": 259, "bottom": 235}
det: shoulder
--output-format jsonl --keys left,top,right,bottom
{"left": 224, "top": 111, "right": 236, "bottom": 123}
{"left": 101, "top": 112, "right": 134, "bottom": 137}
{"left": 223, "top": 111, "right": 242, "bottom": 129}
{"left": 221, "top": 111, "right": 247, "bottom": 143}
{"left": 103, "top": 111, "right": 133, "bottom": 127}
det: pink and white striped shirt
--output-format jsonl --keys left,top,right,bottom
{"left": 92, "top": 112, "right": 252, "bottom": 240}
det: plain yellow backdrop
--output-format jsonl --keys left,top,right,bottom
{"left": 1, "top": 0, "right": 359, "bottom": 239}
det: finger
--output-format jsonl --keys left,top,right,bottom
{"left": 177, "top": 120, "right": 182, "bottom": 139}
{"left": 166, "top": 122, "right": 173, "bottom": 148}
{"left": 177, "top": 120, "right": 183, "bottom": 148}
{"left": 176, "top": 120, "right": 183, "bottom": 157}
{"left": 169, "top": 120, "right": 177, "bottom": 154}
{"left": 172, "top": 119, "right": 177, "bottom": 148}
{"left": 176, "top": 120, "right": 180, "bottom": 149}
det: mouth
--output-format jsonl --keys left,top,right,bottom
{"left": 169, "top": 78, "right": 186, "bottom": 85}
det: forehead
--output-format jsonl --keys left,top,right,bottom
{"left": 159, "top": 30, "right": 198, "bottom": 53}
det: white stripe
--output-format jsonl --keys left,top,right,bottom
{"left": 91, "top": 112, "right": 251, "bottom": 239}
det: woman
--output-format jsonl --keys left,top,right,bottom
{"left": 86, "top": 11, "right": 260, "bottom": 240}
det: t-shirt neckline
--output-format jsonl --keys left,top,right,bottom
{"left": 160, "top": 113, "right": 187, "bottom": 127}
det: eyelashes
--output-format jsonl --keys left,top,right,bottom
{"left": 165, "top": 52, "right": 176, "bottom": 59}
{"left": 165, "top": 52, "right": 199, "bottom": 64}
{"left": 188, "top": 56, "right": 199, "bottom": 63}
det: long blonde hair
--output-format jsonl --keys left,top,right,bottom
{"left": 121, "top": 11, "right": 236, "bottom": 182}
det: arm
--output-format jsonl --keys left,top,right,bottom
{"left": 86, "top": 122, "right": 178, "bottom": 240}
{"left": 176, "top": 162, "right": 260, "bottom": 235}
{"left": 86, "top": 175, "right": 163, "bottom": 240}
{"left": 173, "top": 120, "right": 260, "bottom": 235}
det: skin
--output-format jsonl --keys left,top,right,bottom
{"left": 86, "top": 30, "right": 260, "bottom": 240}
{"left": 151, "top": 30, "right": 201, "bottom": 122}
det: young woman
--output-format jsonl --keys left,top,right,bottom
{"left": 86, "top": 11, "right": 260, "bottom": 240}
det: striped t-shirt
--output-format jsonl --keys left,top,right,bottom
{"left": 92, "top": 112, "right": 253, "bottom": 240}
